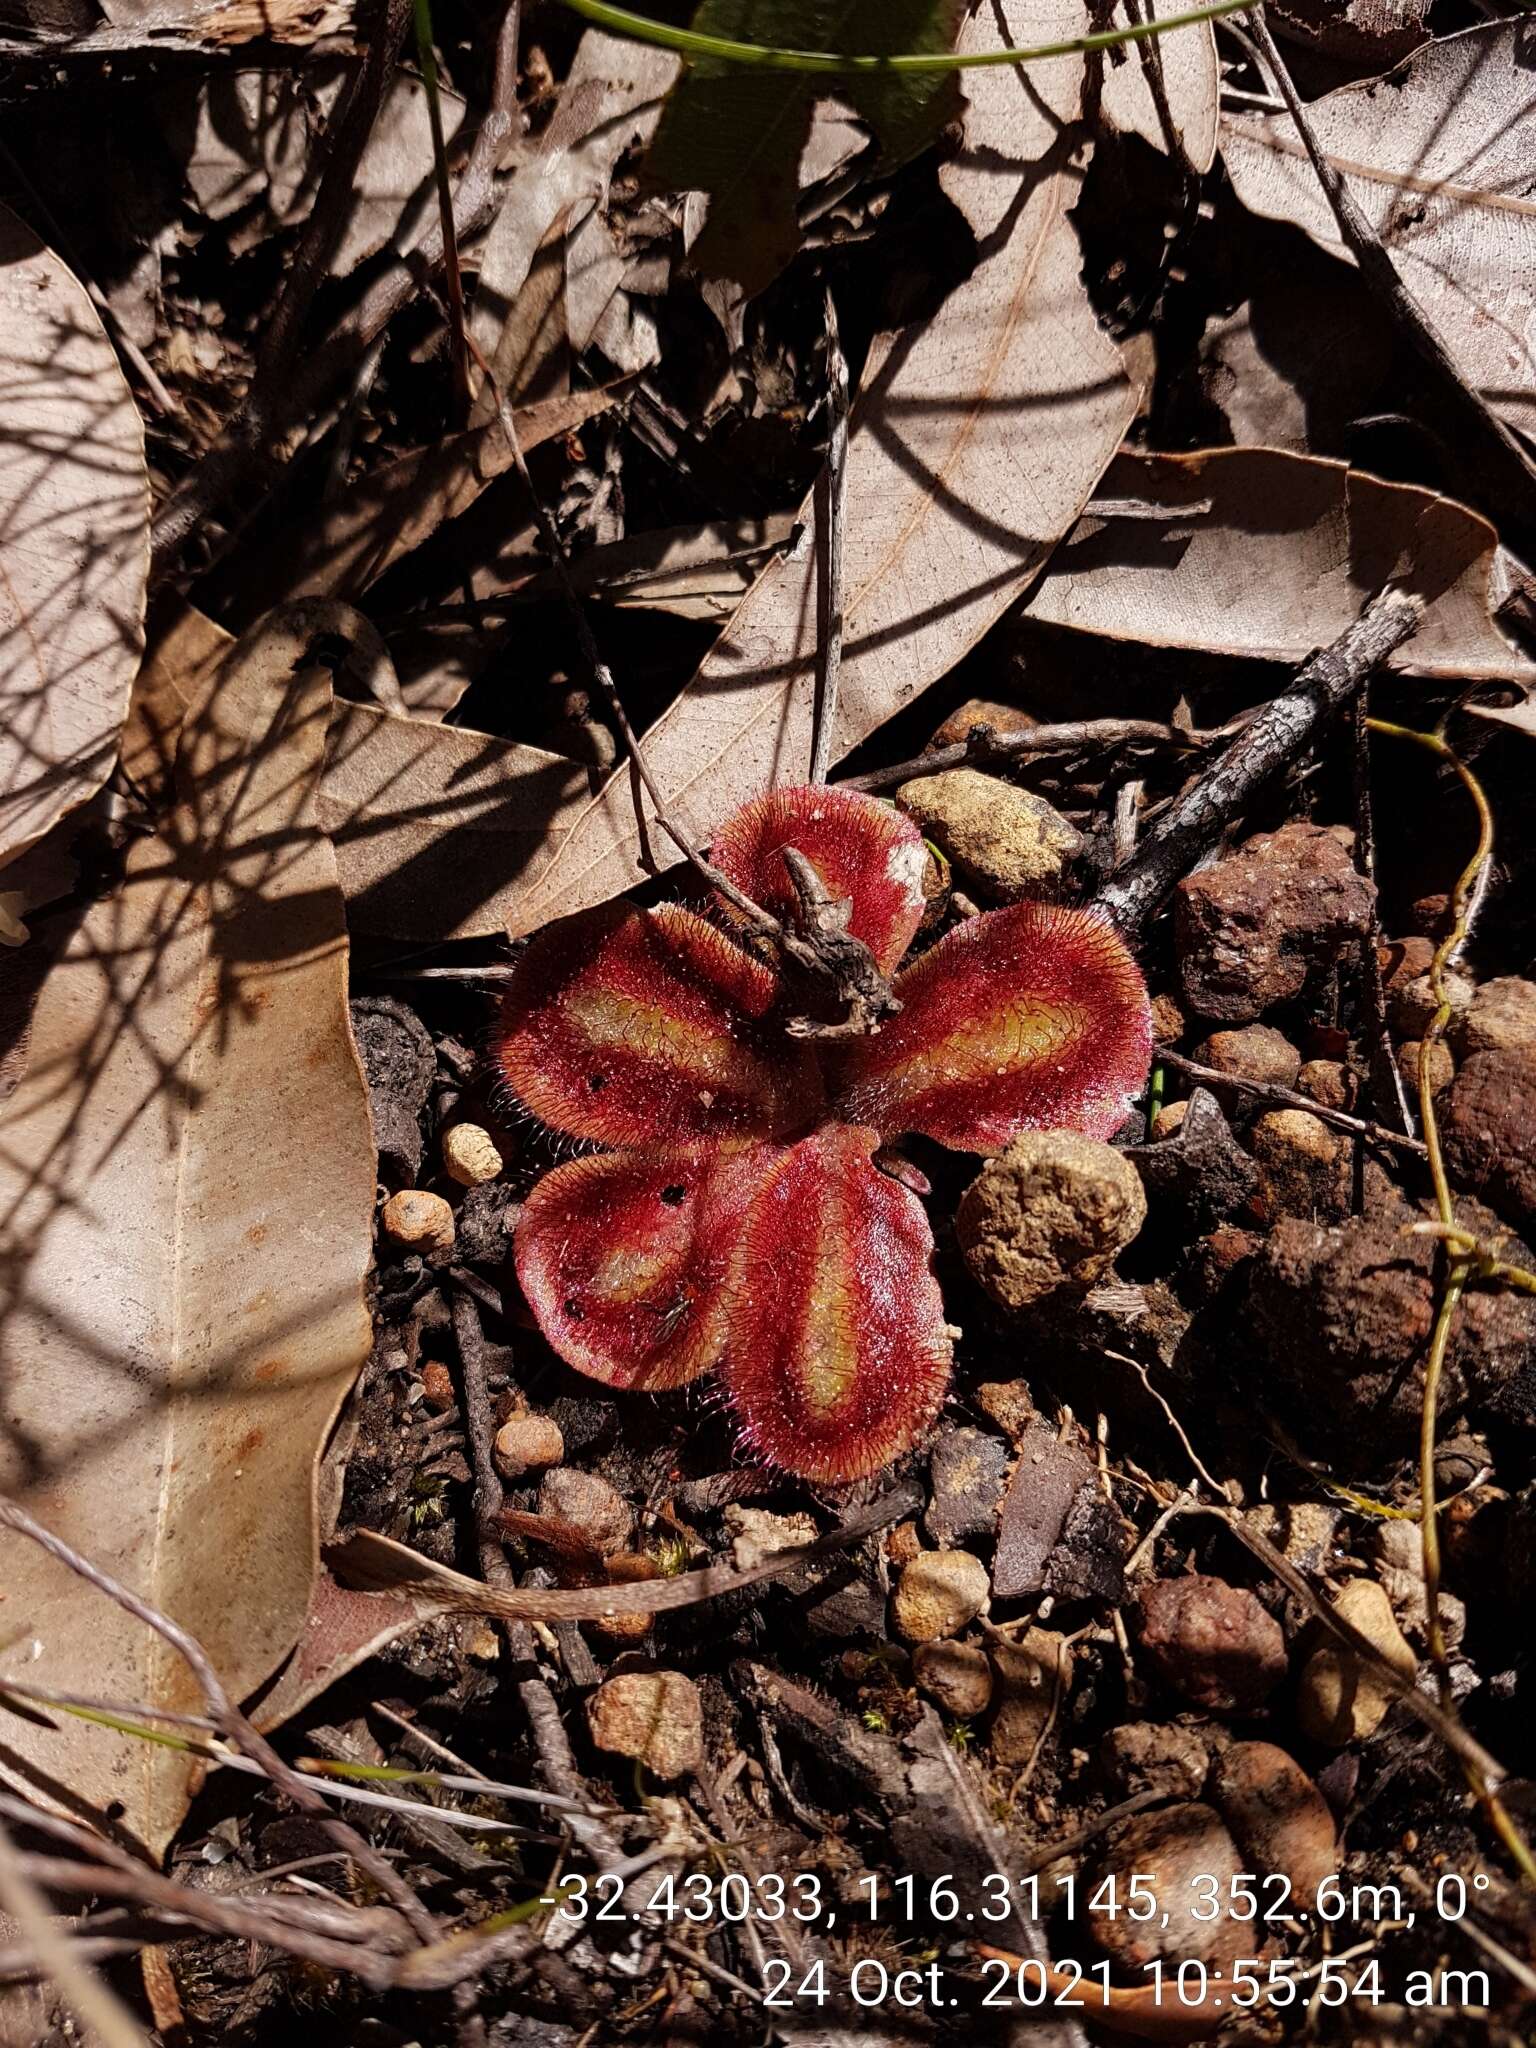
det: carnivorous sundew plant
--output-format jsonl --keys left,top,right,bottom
{"left": 496, "top": 786, "right": 1151, "bottom": 1483}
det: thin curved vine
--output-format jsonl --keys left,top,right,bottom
{"left": 558, "top": 0, "right": 1254, "bottom": 73}
{"left": 1366, "top": 713, "right": 1536, "bottom": 1887}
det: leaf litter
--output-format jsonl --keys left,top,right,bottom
{"left": 3, "top": 0, "right": 1536, "bottom": 2038}
{"left": 0, "top": 604, "right": 373, "bottom": 1855}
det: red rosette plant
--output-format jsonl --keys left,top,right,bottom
{"left": 496, "top": 787, "right": 1151, "bottom": 1484}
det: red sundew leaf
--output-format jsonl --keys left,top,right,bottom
{"left": 833, "top": 902, "right": 1152, "bottom": 1151}
{"left": 516, "top": 1141, "right": 778, "bottom": 1391}
{"left": 710, "top": 785, "right": 928, "bottom": 975}
{"left": 721, "top": 1125, "right": 951, "bottom": 1484}
{"left": 495, "top": 901, "right": 822, "bottom": 1145}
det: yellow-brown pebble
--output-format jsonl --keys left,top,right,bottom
{"left": 442, "top": 1123, "right": 504, "bottom": 1186}
{"left": 381, "top": 1189, "right": 455, "bottom": 1257}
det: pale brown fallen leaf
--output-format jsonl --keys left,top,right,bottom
{"left": 468, "top": 29, "right": 680, "bottom": 409}
{"left": 567, "top": 213, "right": 662, "bottom": 378}
{"left": 1467, "top": 696, "right": 1536, "bottom": 740}
{"left": 329, "top": 72, "right": 468, "bottom": 278}
{"left": 320, "top": 701, "right": 593, "bottom": 943}
{"left": 122, "top": 608, "right": 590, "bottom": 943}
{"left": 519, "top": 513, "right": 797, "bottom": 622}
{"left": 798, "top": 99, "right": 871, "bottom": 194}
{"left": 484, "top": 215, "right": 573, "bottom": 409}
{"left": 1098, "top": 0, "right": 1218, "bottom": 175}
{"left": 0, "top": 202, "right": 149, "bottom": 873}
{"left": 1268, "top": 0, "right": 1428, "bottom": 65}
{"left": 0, "top": 605, "right": 375, "bottom": 1855}
{"left": 0, "top": 826, "right": 79, "bottom": 1104}
{"left": 251, "top": 1564, "right": 443, "bottom": 1737}
{"left": 1222, "top": 24, "right": 1536, "bottom": 435}
{"left": 93, "top": 0, "right": 354, "bottom": 44}
{"left": 501, "top": 0, "right": 1136, "bottom": 935}
{"left": 173, "top": 69, "right": 318, "bottom": 222}
{"left": 1022, "top": 446, "right": 1536, "bottom": 682}
{"left": 119, "top": 603, "right": 231, "bottom": 808}
{"left": 1170, "top": 219, "right": 1402, "bottom": 456}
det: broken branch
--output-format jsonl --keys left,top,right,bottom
{"left": 1094, "top": 592, "right": 1420, "bottom": 934}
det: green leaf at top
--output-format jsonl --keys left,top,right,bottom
{"left": 643, "top": 0, "right": 964, "bottom": 292}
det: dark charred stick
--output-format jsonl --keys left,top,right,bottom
{"left": 1093, "top": 593, "right": 1420, "bottom": 935}
{"left": 1155, "top": 1046, "right": 1429, "bottom": 1158}
{"left": 840, "top": 717, "right": 1214, "bottom": 795}
{"left": 778, "top": 846, "right": 900, "bottom": 1038}
{"left": 1240, "top": 12, "right": 1536, "bottom": 563}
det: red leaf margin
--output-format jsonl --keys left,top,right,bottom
{"left": 515, "top": 1141, "right": 778, "bottom": 1392}
{"left": 833, "top": 900, "right": 1152, "bottom": 1151}
{"left": 721, "top": 1125, "right": 951, "bottom": 1483}
{"left": 495, "top": 900, "right": 822, "bottom": 1147}
{"left": 711, "top": 784, "right": 929, "bottom": 975}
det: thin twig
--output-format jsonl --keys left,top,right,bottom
{"left": 449, "top": 1292, "right": 627, "bottom": 1873}
{"left": 1361, "top": 717, "right": 1536, "bottom": 1886}
{"left": 1239, "top": 11, "right": 1536, "bottom": 560}
{"left": 1153, "top": 1046, "right": 1429, "bottom": 1157}
{"left": 1124, "top": 1485, "right": 1200, "bottom": 1576}
{"left": 1102, "top": 1348, "right": 1229, "bottom": 1495}
{"left": 661, "top": 1935, "right": 768, "bottom": 2006}
{"left": 0, "top": 1679, "right": 549, "bottom": 1838}
{"left": 1095, "top": 593, "right": 1420, "bottom": 934}
{"left": 1399, "top": 1871, "right": 1536, "bottom": 1998}
{"left": 0, "top": 1497, "right": 437, "bottom": 1941}
{"left": 1016, "top": 1790, "right": 1165, "bottom": 1875}
{"left": 6, "top": 1852, "right": 403, "bottom": 1984}
{"left": 0, "top": 1934, "right": 145, "bottom": 1983}
{"left": 840, "top": 716, "right": 1214, "bottom": 794}
{"left": 0, "top": 1792, "right": 410, "bottom": 1973}
{"left": 477, "top": 352, "right": 780, "bottom": 934}
{"left": 0, "top": 1817, "right": 150, "bottom": 2048}
{"left": 808, "top": 283, "right": 847, "bottom": 786}
{"left": 1205, "top": 1507, "right": 1529, "bottom": 1816}
{"left": 412, "top": 0, "right": 472, "bottom": 413}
